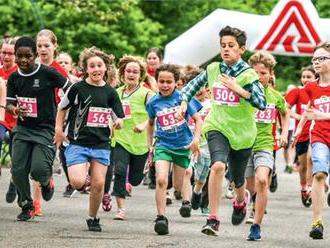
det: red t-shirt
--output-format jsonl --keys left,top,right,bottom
{"left": 49, "top": 61, "right": 68, "bottom": 105}
{"left": 285, "top": 87, "right": 311, "bottom": 142}
{"left": 0, "top": 65, "right": 18, "bottom": 130}
{"left": 304, "top": 81, "right": 330, "bottom": 146}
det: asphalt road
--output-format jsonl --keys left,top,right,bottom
{"left": 0, "top": 151, "right": 329, "bottom": 248}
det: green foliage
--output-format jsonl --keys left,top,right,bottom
{"left": 0, "top": 0, "right": 329, "bottom": 88}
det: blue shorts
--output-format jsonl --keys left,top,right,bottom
{"left": 65, "top": 144, "right": 110, "bottom": 167}
{"left": 311, "top": 142, "right": 330, "bottom": 175}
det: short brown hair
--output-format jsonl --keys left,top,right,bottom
{"left": 248, "top": 51, "right": 277, "bottom": 71}
{"left": 118, "top": 55, "right": 146, "bottom": 83}
{"left": 219, "top": 26, "right": 247, "bottom": 47}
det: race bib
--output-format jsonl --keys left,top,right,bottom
{"left": 122, "top": 100, "right": 131, "bottom": 119}
{"left": 315, "top": 96, "right": 330, "bottom": 113}
{"left": 213, "top": 85, "right": 240, "bottom": 106}
{"left": 255, "top": 104, "right": 276, "bottom": 123}
{"left": 17, "top": 97, "right": 37, "bottom": 118}
{"left": 157, "top": 106, "right": 185, "bottom": 131}
{"left": 188, "top": 108, "right": 209, "bottom": 127}
{"left": 86, "top": 107, "right": 111, "bottom": 127}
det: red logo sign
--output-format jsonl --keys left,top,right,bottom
{"left": 255, "top": 0, "right": 321, "bottom": 54}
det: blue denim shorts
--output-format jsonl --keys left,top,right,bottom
{"left": 65, "top": 144, "right": 110, "bottom": 167}
{"left": 311, "top": 142, "right": 330, "bottom": 175}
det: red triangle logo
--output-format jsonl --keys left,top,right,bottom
{"left": 255, "top": 0, "right": 321, "bottom": 54}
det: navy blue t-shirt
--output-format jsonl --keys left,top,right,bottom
{"left": 146, "top": 90, "right": 202, "bottom": 149}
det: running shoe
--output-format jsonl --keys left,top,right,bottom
{"left": 301, "top": 189, "right": 312, "bottom": 208}
{"left": 166, "top": 190, "right": 172, "bottom": 205}
{"left": 200, "top": 207, "right": 210, "bottom": 215}
{"left": 174, "top": 190, "right": 182, "bottom": 200}
{"left": 225, "top": 184, "right": 235, "bottom": 199}
{"left": 179, "top": 200, "right": 192, "bottom": 218}
{"left": 148, "top": 182, "right": 156, "bottom": 189}
{"left": 154, "top": 215, "right": 169, "bottom": 235}
{"left": 201, "top": 218, "right": 220, "bottom": 236}
{"left": 86, "top": 217, "right": 102, "bottom": 232}
{"left": 327, "top": 192, "right": 330, "bottom": 207}
{"left": 232, "top": 190, "right": 250, "bottom": 225}
{"left": 33, "top": 199, "right": 42, "bottom": 216}
{"left": 309, "top": 220, "right": 323, "bottom": 239}
{"left": 191, "top": 191, "right": 202, "bottom": 210}
{"left": 114, "top": 208, "right": 126, "bottom": 220}
{"left": 6, "top": 181, "right": 17, "bottom": 203}
{"left": 41, "top": 178, "right": 55, "bottom": 201}
{"left": 102, "top": 193, "right": 112, "bottom": 212}
{"left": 284, "top": 165, "right": 293, "bottom": 174}
{"left": 17, "top": 204, "right": 35, "bottom": 221}
{"left": 63, "top": 184, "right": 77, "bottom": 198}
{"left": 247, "top": 224, "right": 261, "bottom": 241}
{"left": 269, "top": 173, "right": 278, "bottom": 193}
{"left": 245, "top": 209, "right": 255, "bottom": 224}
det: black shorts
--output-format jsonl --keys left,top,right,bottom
{"left": 296, "top": 140, "right": 310, "bottom": 156}
{"left": 207, "top": 130, "right": 252, "bottom": 188}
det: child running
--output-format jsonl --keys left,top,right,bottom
{"left": 245, "top": 51, "right": 289, "bottom": 240}
{"left": 111, "top": 55, "right": 154, "bottom": 220}
{"left": 146, "top": 63, "right": 202, "bottom": 235}
{"left": 6, "top": 36, "right": 70, "bottom": 221}
{"left": 177, "top": 26, "right": 266, "bottom": 236}
{"left": 54, "top": 47, "right": 124, "bottom": 232}
{"left": 293, "top": 42, "right": 330, "bottom": 239}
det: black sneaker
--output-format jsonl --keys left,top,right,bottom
{"left": 269, "top": 173, "right": 278, "bottom": 193}
{"left": 6, "top": 181, "right": 17, "bottom": 203}
{"left": 179, "top": 201, "right": 192, "bottom": 218}
{"left": 41, "top": 178, "right": 55, "bottom": 201}
{"left": 86, "top": 217, "right": 102, "bottom": 232}
{"left": 232, "top": 190, "right": 250, "bottom": 225}
{"left": 327, "top": 192, "right": 330, "bottom": 207}
{"left": 63, "top": 184, "right": 77, "bottom": 198}
{"left": 301, "top": 189, "right": 312, "bottom": 208}
{"left": 154, "top": 215, "right": 169, "bottom": 235}
{"left": 148, "top": 182, "right": 156, "bottom": 190}
{"left": 201, "top": 218, "right": 220, "bottom": 236}
{"left": 191, "top": 191, "right": 202, "bottom": 210}
{"left": 309, "top": 220, "right": 323, "bottom": 239}
{"left": 17, "top": 204, "right": 35, "bottom": 221}
{"left": 174, "top": 190, "right": 182, "bottom": 200}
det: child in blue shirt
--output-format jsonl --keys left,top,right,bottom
{"left": 146, "top": 64, "right": 202, "bottom": 235}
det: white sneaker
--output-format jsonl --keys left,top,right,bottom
{"left": 225, "top": 185, "right": 235, "bottom": 199}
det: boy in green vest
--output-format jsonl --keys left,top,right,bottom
{"left": 178, "top": 26, "right": 266, "bottom": 236}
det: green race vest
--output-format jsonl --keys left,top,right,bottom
{"left": 113, "top": 85, "right": 153, "bottom": 155}
{"left": 202, "top": 62, "right": 259, "bottom": 150}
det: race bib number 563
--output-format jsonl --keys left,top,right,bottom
{"left": 17, "top": 97, "right": 38, "bottom": 118}
{"left": 213, "top": 85, "right": 240, "bottom": 106}
{"left": 86, "top": 107, "right": 111, "bottom": 127}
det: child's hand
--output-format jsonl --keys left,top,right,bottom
{"left": 133, "top": 122, "right": 145, "bottom": 133}
{"left": 219, "top": 74, "right": 238, "bottom": 92}
{"left": 279, "top": 133, "right": 288, "bottom": 148}
{"left": 113, "top": 118, "right": 123, "bottom": 129}
{"left": 53, "top": 129, "right": 67, "bottom": 148}
{"left": 189, "top": 137, "right": 200, "bottom": 155}
{"left": 176, "top": 101, "right": 187, "bottom": 121}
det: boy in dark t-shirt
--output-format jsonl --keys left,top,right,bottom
{"left": 6, "top": 37, "right": 70, "bottom": 221}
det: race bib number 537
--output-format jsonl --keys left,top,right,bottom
{"left": 315, "top": 96, "right": 330, "bottom": 113}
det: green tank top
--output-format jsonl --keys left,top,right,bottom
{"left": 202, "top": 62, "right": 259, "bottom": 150}
{"left": 113, "top": 85, "right": 153, "bottom": 155}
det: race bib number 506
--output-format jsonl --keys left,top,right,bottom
{"left": 213, "top": 85, "right": 240, "bottom": 106}
{"left": 86, "top": 107, "right": 111, "bottom": 127}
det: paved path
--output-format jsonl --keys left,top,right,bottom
{"left": 0, "top": 152, "right": 329, "bottom": 248}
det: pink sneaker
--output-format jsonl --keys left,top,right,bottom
{"left": 102, "top": 193, "right": 112, "bottom": 212}
{"left": 114, "top": 208, "right": 126, "bottom": 220}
